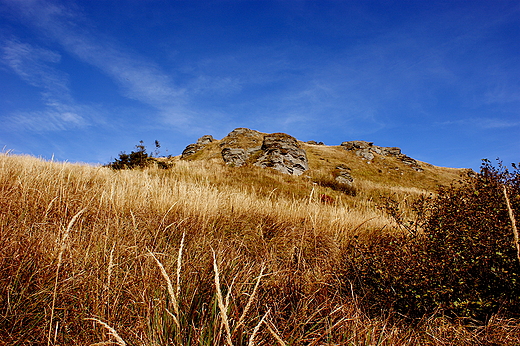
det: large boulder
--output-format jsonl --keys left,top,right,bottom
{"left": 254, "top": 133, "right": 309, "bottom": 176}
{"left": 221, "top": 148, "right": 248, "bottom": 167}
{"left": 197, "top": 135, "right": 214, "bottom": 145}
{"left": 181, "top": 143, "right": 203, "bottom": 158}
{"left": 335, "top": 164, "right": 354, "bottom": 185}
{"left": 219, "top": 128, "right": 263, "bottom": 148}
{"left": 181, "top": 135, "right": 214, "bottom": 159}
{"left": 341, "top": 140, "right": 373, "bottom": 150}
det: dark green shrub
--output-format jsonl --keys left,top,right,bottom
{"left": 107, "top": 141, "right": 152, "bottom": 169}
{"left": 344, "top": 160, "right": 520, "bottom": 321}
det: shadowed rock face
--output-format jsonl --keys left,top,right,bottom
{"left": 219, "top": 128, "right": 263, "bottom": 167}
{"left": 197, "top": 135, "right": 214, "bottom": 145}
{"left": 221, "top": 148, "right": 248, "bottom": 167}
{"left": 181, "top": 135, "right": 214, "bottom": 159}
{"left": 217, "top": 129, "right": 309, "bottom": 175}
{"left": 254, "top": 133, "right": 309, "bottom": 176}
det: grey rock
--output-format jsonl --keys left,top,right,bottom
{"left": 221, "top": 148, "right": 248, "bottom": 167}
{"left": 335, "top": 175, "right": 353, "bottom": 185}
{"left": 357, "top": 149, "right": 374, "bottom": 161}
{"left": 197, "top": 135, "right": 214, "bottom": 145}
{"left": 397, "top": 154, "right": 423, "bottom": 172}
{"left": 335, "top": 164, "right": 354, "bottom": 185}
{"left": 341, "top": 140, "right": 421, "bottom": 170}
{"left": 384, "top": 147, "right": 402, "bottom": 156}
{"left": 342, "top": 141, "right": 402, "bottom": 158}
{"left": 226, "top": 127, "right": 258, "bottom": 138}
{"left": 341, "top": 141, "right": 375, "bottom": 160}
{"left": 181, "top": 143, "right": 204, "bottom": 159}
{"left": 219, "top": 128, "right": 263, "bottom": 148}
{"left": 181, "top": 134, "right": 214, "bottom": 159}
{"left": 341, "top": 141, "right": 373, "bottom": 150}
{"left": 246, "top": 146, "right": 262, "bottom": 155}
{"left": 254, "top": 133, "right": 309, "bottom": 176}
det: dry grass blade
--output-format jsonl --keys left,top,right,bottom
{"left": 248, "top": 308, "right": 270, "bottom": 346}
{"left": 503, "top": 186, "right": 520, "bottom": 263}
{"left": 148, "top": 251, "right": 181, "bottom": 330}
{"left": 212, "top": 249, "right": 234, "bottom": 346}
{"left": 107, "top": 243, "right": 115, "bottom": 292}
{"left": 176, "top": 232, "right": 185, "bottom": 298}
{"left": 85, "top": 318, "right": 126, "bottom": 346}
{"left": 233, "top": 265, "right": 265, "bottom": 334}
{"left": 266, "top": 320, "right": 287, "bottom": 346}
{"left": 48, "top": 208, "right": 86, "bottom": 346}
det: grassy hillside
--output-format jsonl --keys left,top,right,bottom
{"left": 1, "top": 152, "right": 518, "bottom": 345}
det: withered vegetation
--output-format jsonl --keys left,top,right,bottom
{"left": 1, "top": 152, "right": 519, "bottom": 345}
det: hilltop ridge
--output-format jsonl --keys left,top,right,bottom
{"left": 177, "top": 127, "right": 465, "bottom": 193}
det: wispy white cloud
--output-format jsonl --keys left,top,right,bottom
{"left": 436, "top": 118, "right": 520, "bottom": 129}
{"left": 2, "top": 40, "right": 68, "bottom": 99}
{"left": 0, "top": 39, "right": 91, "bottom": 131}
{"left": 2, "top": 0, "right": 518, "bottom": 141}
{"left": 2, "top": 0, "right": 193, "bottom": 127}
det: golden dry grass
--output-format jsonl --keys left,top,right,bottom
{"left": 1, "top": 152, "right": 518, "bottom": 345}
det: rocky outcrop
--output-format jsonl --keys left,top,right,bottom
{"left": 182, "top": 129, "right": 424, "bottom": 176}
{"left": 341, "top": 141, "right": 375, "bottom": 161}
{"left": 219, "top": 128, "right": 263, "bottom": 148}
{"left": 335, "top": 164, "right": 354, "bottom": 185}
{"left": 399, "top": 154, "right": 424, "bottom": 172}
{"left": 306, "top": 140, "right": 324, "bottom": 145}
{"left": 221, "top": 148, "right": 248, "bottom": 167}
{"left": 219, "top": 128, "right": 263, "bottom": 167}
{"left": 197, "top": 135, "right": 214, "bottom": 145}
{"left": 341, "top": 140, "right": 422, "bottom": 171}
{"left": 217, "top": 129, "right": 309, "bottom": 175}
{"left": 254, "top": 133, "right": 309, "bottom": 176}
{"left": 181, "top": 135, "right": 214, "bottom": 159}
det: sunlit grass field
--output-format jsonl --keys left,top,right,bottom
{"left": 1, "top": 153, "right": 518, "bottom": 345}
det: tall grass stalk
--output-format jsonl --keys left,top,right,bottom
{"left": 233, "top": 266, "right": 265, "bottom": 335}
{"left": 149, "top": 251, "right": 181, "bottom": 331}
{"left": 47, "top": 208, "right": 86, "bottom": 346}
{"left": 503, "top": 185, "right": 520, "bottom": 263}
{"left": 247, "top": 308, "right": 269, "bottom": 346}
{"left": 85, "top": 318, "right": 126, "bottom": 346}
{"left": 212, "top": 250, "right": 234, "bottom": 346}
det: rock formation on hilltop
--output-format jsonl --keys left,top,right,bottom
{"left": 341, "top": 140, "right": 423, "bottom": 172}
{"left": 219, "top": 128, "right": 263, "bottom": 167}
{"left": 182, "top": 128, "right": 309, "bottom": 175}
{"left": 181, "top": 128, "right": 426, "bottom": 177}
{"left": 253, "top": 133, "right": 309, "bottom": 176}
{"left": 181, "top": 135, "right": 214, "bottom": 159}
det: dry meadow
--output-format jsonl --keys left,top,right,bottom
{"left": 1, "top": 153, "right": 518, "bottom": 345}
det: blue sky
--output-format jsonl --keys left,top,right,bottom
{"left": 1, "top": 0, "right": 519, "bottom": 170}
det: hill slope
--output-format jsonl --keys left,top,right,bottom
{"left": 174, "top": 127, "right": 466, "bottom": 203}
{"left": 1, "top": 148, "right": 518, "bottom": 345}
